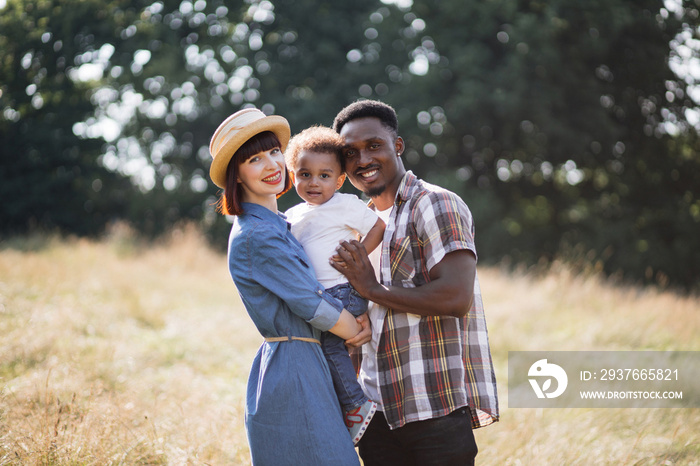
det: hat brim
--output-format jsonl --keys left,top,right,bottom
{"left": 209, "top": 115, "right": 290, "bottom": 189}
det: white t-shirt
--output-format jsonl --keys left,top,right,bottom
{"left": 285, "top": 192, "right": 379, "bottom": 288}
{"left": 358, "top": 204, "right": 393, "bottom": 408}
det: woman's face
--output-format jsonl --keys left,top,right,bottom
{"left": 237, "top": 147, "right": 286, "bottom": 205}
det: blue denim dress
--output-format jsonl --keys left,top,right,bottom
{"left": 228, "top": 203, "right": 360, "bottom": 465}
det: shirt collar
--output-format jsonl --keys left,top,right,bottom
{"left": 396, "top": 170, "right": 419, "bottom": 203}
{"left": 367, "top": 170, "right": 419, "bottom": 210}
{"left": 241, "top": 202, "right": 290, "bottom": 232}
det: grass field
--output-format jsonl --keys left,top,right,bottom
{"left": 1, "top": 225, "right": 698, "bottom": 465}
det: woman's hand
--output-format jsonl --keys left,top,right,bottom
{"left": 345, "top": 313, "right": 371, "bottom": 348}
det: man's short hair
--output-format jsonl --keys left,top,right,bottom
{"left": 332, "top": 99, "right": 399, "bottom": 138}
{"left": 285, "top": 125, "right": 346, "bottom": 172}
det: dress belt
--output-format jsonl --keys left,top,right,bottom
{"left": 264, "top": 336, "right": 321, "bottom": 345}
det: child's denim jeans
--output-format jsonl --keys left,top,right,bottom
{"left": 322, "top": 282, "right": 370, "bottom": 411}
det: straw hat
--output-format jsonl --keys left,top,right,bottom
{"left": 209, "top": 108, "right": 291, "bottom": 188}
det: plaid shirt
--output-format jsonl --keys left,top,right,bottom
{"left": 355, "top": 171, "right": 499, "bottom": 430}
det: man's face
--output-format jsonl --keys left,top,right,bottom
{"left": 339, "top": 117, "right": 404, "bottom": 200}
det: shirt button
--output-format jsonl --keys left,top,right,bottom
{"left": 317, "top": 290, "right": 323, "bottom": 295}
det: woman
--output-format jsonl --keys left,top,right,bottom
{"left": 209, "top": 108, "right": 364, "bottom": 465}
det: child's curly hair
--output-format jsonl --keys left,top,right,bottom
{"left": 284, "top": 125, "right": 346, "bottom": 173}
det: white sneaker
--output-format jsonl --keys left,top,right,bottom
{"left": 345, "top": 400, "right": 378, "bottom": 445}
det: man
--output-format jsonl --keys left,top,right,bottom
{"left": 330, "top": 100, "right": 499, "bottom": 465}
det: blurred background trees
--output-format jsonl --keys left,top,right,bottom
{"left": 1, "top": 0, "right": 699, "bottom": 291}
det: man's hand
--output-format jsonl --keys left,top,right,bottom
{"left": 345, "top": 313, "right": 371, "bottom": 348}
{"left": 329, "top": 239, "right": 381, "bottom": 298}
{"left": 335, "top": 244, "right": 476, "bottom": 318}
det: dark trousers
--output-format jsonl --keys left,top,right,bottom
{"left": 357, "top": 408, "right": 478, "bottom": 466}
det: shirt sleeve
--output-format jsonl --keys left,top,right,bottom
{"left": 413, "top": 190, "right": 477, "bottom": 272}
{"left": 344, "top": 194, "right": 380, "bottom": 236}
{"left": 234, "top": 224, "right": 343, "bottom": 331}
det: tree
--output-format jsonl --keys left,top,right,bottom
{"left": 2, "top": 0, "right": 698, "bottom": 290}
{"left": 0, "top": 0, "right": 133, "bottom": 235}
{"left": 396, "top": 0, "right": 700, "bottom": 289}
{"left": 1, "top": 0, "right": 416, "bottom": 239}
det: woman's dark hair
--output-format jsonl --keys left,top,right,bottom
{"left": 216, "top": 131, "right": 292, "bottom": 216}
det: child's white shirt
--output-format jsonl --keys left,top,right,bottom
{"left": 285, "top": 192, "right": 379, "bottom": 288}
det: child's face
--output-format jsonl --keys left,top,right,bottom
{"left": 291, "top": 150, "right": 346, "bottom": 206}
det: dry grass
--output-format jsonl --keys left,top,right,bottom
{"left": 0, "top": 225, "right": 257, "bottom": 465}
{"left": 477, "top": 263, "right": 700, "bottom": 466}
{"left": 0, "top": 226, "right": 698, "bottom": 465}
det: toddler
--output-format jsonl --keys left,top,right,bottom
{"left": 284, "top": 125, "right": 384, "bottom": 445}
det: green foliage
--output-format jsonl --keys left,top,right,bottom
{"left": 396, "top": 0, "right": 700, "bottom": 290}
{"left": 0, "top": 0, "right": 133, "bottom": 235}
{"left": 0, "top": 0, "right": 698, "bottom": 290}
